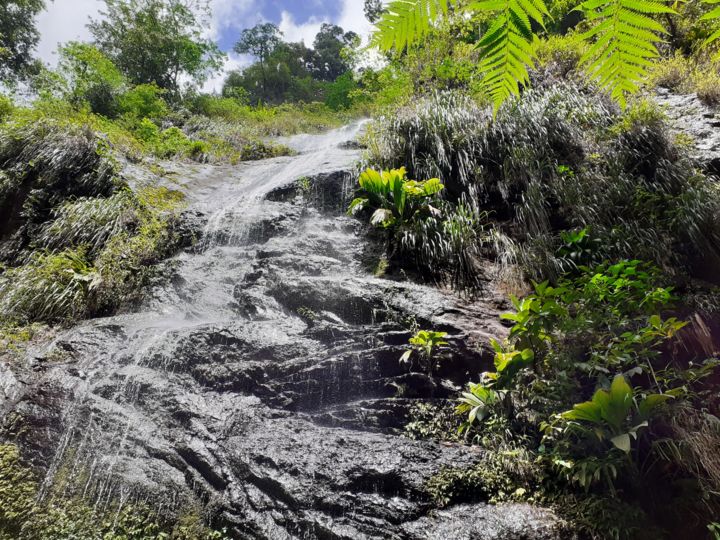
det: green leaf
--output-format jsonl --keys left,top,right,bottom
{"left": 610, "top": 433, "right": 632, "bottom": 452}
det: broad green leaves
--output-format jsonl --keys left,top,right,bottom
{"left": 349, "top": 168, "right": 445, "bottom": 229}
{"left": 577, "top": 0, "right": 675, "bottom": 108}
{"left": 400, "top": 329, "right": 449, "bottom": 373}
{"left": 562, "top": 375, "right": 672, "bottom": 452}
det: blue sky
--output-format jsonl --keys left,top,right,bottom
{"left": 35, "top": 0, "right": 373, "bottom": 90}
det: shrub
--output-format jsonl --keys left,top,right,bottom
{"left": 693, "top": 66, "right": 720, "bottom": 106}
{"left": 534, "top": 34, "right": 587, "bottom": 77}
{"left": 0, "top": 119, "right": 119, "bottom": 262}
{"left": 646, "top": 53, "right": 694, "bottom": 92}
{"left": 119, "top": 83, "right": 169, "bottom": 120}
{"left": 36, "top": 190, "right": 137, "bottom": 256}
{"left": 348, "top": 167, "right": 488, "bottom": 288}
{"left": 367, "top": 85, "right": 720, "bottom": 281}
{"left": 0, "top": 95, "right": 13, "bottom": 121}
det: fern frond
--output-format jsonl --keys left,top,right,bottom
{"left": 373, "top": 0, "right": 456, "bottom": 52}
{"left": 701, "top": 0, "right": 720, "bottom": 60}
{"left": 578, "top": 0, "right": 675, "bottom": 108}
{"left": 469, "top": 0, "right": 550, "bottom": 113}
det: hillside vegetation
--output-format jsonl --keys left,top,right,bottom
{"left": 1, "top": 0, "right": 720, "bottom": 538}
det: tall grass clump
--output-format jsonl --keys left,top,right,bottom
{"left": 366, "top": 84, "right": 720, "bottom": 282}
{"left": 0, "top": 119, "right": 119, "bottom": 262}
{"left": 365, "top": 91, "right": 488, "bottom": 200}
{"left": 0, "top": 247, "right": 97, "bottom": 323}
{"left": 36, "top": 190, "right": 137, "bottom": 255}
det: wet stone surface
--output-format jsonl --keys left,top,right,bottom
{"left": 0, "top": 125, "right": 566, "bottom": 539}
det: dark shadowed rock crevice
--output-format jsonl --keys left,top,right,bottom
{"left": 0, "top": 124, "right": 566, "bottom": 539}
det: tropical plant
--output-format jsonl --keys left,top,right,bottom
{"left": 348, "top": 167, "right": 445, "bottom": 228}
{"left": 400, "top": 329, "right": 449, "bottom": 373}
{"left": 456, "top": 382, "right": 504, "bottom": 426}
{"left": 371, "top": 0, "right": 689, "bottom": 109}
{"left": 701, "top": 0, "right": 720, "bottom": 59}
{"left": 558, "top": 374, "right": 672, "bottom": 454}
{"left": 576, "top": 0, "right": 676, "bottom": 108}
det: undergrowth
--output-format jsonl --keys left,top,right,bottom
{"left": 0, "top": 443, "right": 227, "bottom": 540}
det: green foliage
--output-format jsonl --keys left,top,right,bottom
{"left": 400, "top": 329, "right": 449, "bottom": 373}
{"left": 534, "top": 34, "right": 587, "bottom": 76}
{"left": 349, "top": 167, "right": 445, "bottom": 229}
{"left": 472, "top": 0, "right": 550, "bottom": 113}
{"left": 36, "top": 190, "right": 137, "bottom": 255}
{"left": 57, "top": 42, "right": 126, "bottom": 117}
{"left": 119, "top": 83, "right": 169, "bottom": 120}
{"left": 0, "top": 444, "right": 37, "bottom": 537}
{"left": 561, "top": 375, "right": 669, "bottom": 453}
{"left": 0, "top": 95, "right": 14, "bottom": 121}
{"left": 368, "top": 85, "right": 720, "bottom": 281}
{"left": 645, "top": 52, "right": 694, "bottom": 91}
{"left": 405, "top": 401, "right": 465, "bottom": 441}
{"left": 0, "top": 444, "right": 227, "bottom": 540}
{"left": 693, "top": 64, "right": 720, "bottom": 105}
{"left": 89, "top": 0, "right": 224, "bottom": 93}
{"left": 426, "top": 449, "right": 539, "bottom": 506}
{"left": 0, "top": 247, "right": 97, "bottom": 324}
{"left": 701, "top": 0, "right": 720, "bottom": 59}
{"left": 577, "top": 0, "right": 675, "bottom": 108}
{"left": 325, "top": 72, "right": 358, "bottom": 111}
{"left": 373, "top": 0, "right": 457, "bottom": 52}
{"left": 0, "top": 0, "right": 45, "bottom": 82}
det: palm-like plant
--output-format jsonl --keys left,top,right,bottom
{"left": 348, "top": 167, "right": 444, "bottom": 228}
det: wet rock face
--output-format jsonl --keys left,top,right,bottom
{"left": 0, "top": 126, "right": 565, "bottom": 539}
{"left": 654, "top": 89, "right": 720, "bottom": 175}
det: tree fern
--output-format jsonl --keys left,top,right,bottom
{"left": 372, "top": 0, "right": 457, "bottom": 52}
{"left": 577, "top": 0, "right": 675, "bottom": 108}
{"left": 373, "top": 0, "right": 549, "bottom": 112}
{"left": 468, "top": 0, "right": 549, "bottom": 112}
{"left": 701, "top": 0, "right": 720, "bottom": 59}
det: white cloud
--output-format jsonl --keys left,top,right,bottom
{"left": 36, "top": 0, "right": 104, "bottom": 66}
{"left": 278, "top": 11, "right": 327, "bottom": 46}
{"left": 338, "top": 0, "right": 374, "bottom": 43}
{"left": 206, "top": 0, "right": 255, "bottom": 41}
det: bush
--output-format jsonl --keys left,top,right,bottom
{"left": 0, "top": 119, "right": 119, "bottom": 263}
{"left": 693, "top": 66, "right": 720, "bottom": 106}
{"left": 348, "top": 168, "right": 489, "bottom": 288}
{"left": 0, "top": 247, "right": 96, "bottom": 323}
{"left": 452, "top": 261, "right": 719, "bottom": 537}
{"left": 646, "top": 53, "right": 693, "bottom": 92}
{"left": 119, "top": 83, "right": 169, "bottom": 120}
{"left": 366, "top": 85, "right": 720, "bottom": 281}
{"left": 0, "top": 95, "right": 13, "bottom": 121}
{"left": 534, "top": 34, "right": 587, "bottom": 77}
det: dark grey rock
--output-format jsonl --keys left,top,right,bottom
{"left": 1, "top": 124, "right": 565, "bottom": 539}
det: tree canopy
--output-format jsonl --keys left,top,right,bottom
{"left": 88, "top": 0, "right": 224, "bottom": 93}
{"left": 225, "top": 22, "right": 359, "bottom": 105}
{"left": 0, "top": 0, "right": 47, "bottom": 82}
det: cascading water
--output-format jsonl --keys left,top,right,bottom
{"left": 0, "top": 122, "right": 562, "bottom": 539}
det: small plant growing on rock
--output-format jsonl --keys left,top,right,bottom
{"left": 400, "top": 329, "right": 448, "bottom": 374}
